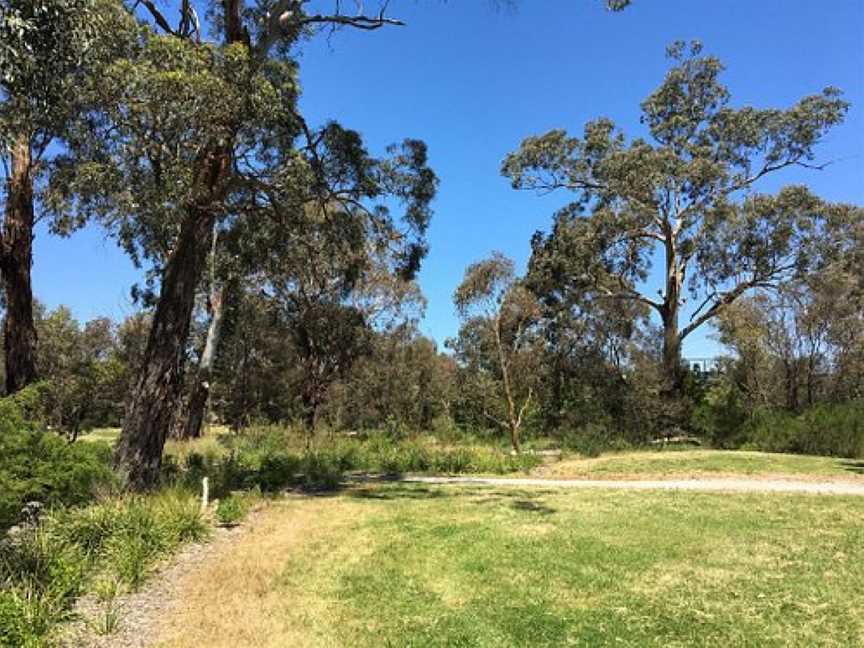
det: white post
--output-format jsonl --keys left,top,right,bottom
{"left": 201, "top": 476, "right": 210, "bottom": 512}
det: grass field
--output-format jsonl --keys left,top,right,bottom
{"left": 155, "top": 483, "right": 864, "bottom": 648}
{"left": 535, "top": 450, "right": 864, "bottom": 482}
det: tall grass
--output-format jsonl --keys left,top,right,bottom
{"left": 166, "top": 427, "right": 543, "bottom": 499}
{"left": 0, "top": 489, "right": 208, "bottom": 647}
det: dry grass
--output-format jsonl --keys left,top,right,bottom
{"left": 155, "top": 496, "right": 370, "bottom": 648}
{"left": 536, "top": 449, "right": 864, "bottom": 482}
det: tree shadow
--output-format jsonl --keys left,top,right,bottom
{"left": 510, "top": 499, "right": 556, "bottom": 515}
{"left": 838, "top": 460, "right": 864, "bottom": 475}
{"left": 349, "top": 484, "right": 450, "bottom": 500}
{"left": 344, "top": 481, "right": 557, "bottom": 515}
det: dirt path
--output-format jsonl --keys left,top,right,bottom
{"left": 401, "top": 475, "right": 864, "bottom": 495}
{"left": 61, "top": 509, "right": 266, "bottom": 648}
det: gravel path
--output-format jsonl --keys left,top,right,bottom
{"left": 60, "top": 511, "right": 264, "bottom": 648}
{"left": 402, "top": 475, "right": 864, "bottom": 495}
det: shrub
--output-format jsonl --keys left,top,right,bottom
{"left": 0, "top": 527, "right": 86, "bottom": 647}
{"left": 559, "top": 423, "right": 631, "bottom": 458}
{"left": 743, "top": 401, "right": 864, "bottom": 458}
{"left": 215, "top": 496, "right": 245, "bottom": 526}
{"left": 691, "top": 384, "right": 749, "bottom": 449}
{"left": 0, "top": 489, "right": 210, "bottom": 645}
{"left": 0, "top": 398, "right": 116, "bottom": 531}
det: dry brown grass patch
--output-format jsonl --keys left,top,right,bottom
{"left": 155, "top": 497, "right": 372, "bottom": 648}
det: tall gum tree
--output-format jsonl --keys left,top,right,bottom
{"left": 53, "top": 1, "right": 415, "bottom": 488}
{"left": 0, "top": 0, "right": 126, "bottom": 394}
{"left": 503, "top": 42, "right": 851, "bottom": 394}
{"left": 257, "top": 123, "right": 436, "bottom": 436}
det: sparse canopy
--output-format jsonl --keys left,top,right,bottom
{"left": 453, "top": 252, "right": 539, "bottom": 452}
{"left": 503, "top": 41, "right": 850, "bottom": 394}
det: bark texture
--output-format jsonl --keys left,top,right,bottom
{"left": 1, "top": 134, "right": 38, "bottom": 395}
{"left": 115, "top": 205, "right": 219, "bottom": 488}
{"left": 181, "top": 286, "right": 225, "bottom": 440}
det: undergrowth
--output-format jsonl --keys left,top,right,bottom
{"left": 0, "top": 489, "right": 207, "bottom": 647}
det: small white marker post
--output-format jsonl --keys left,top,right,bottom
{"left": 201, "top": 477, "right": 210, "bottom": 512}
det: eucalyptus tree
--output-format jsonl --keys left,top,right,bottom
{"left": 503, "top": 42, "right": 849, "bottom": 394}
{"left": 0, "top": 0, "right": 130, "bottom": 394}
{"left": 257, "top": 123, "right": 436, "bottom": 434}
{"left": 51, "top": 1, "right": 425, "bottom": 488}
{"left": 452, "top": 252, "right": 540, "bottom": 453}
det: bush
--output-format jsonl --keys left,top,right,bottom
{"left": 0, "top": 397, "right": 116, "bottom": 531}
{"left": 743, "top": 401, "right": 864, "bottom": 458}
{"left": 0, "top": 489, "right": 209, "bottom": 645}
{"left": 0, "top": 527, "right": 87, "bottom": 647}
{"left": 559, "top": 423, "right": 631, "bottom": 458}
{"left": 215, "top": 496, "right": 245, "bottom": 526}
{"left": 165, "top": 426, "right": 543, "bottom": 494}
{"left": 691, "top": 384, "right": 749, "bottom": 449}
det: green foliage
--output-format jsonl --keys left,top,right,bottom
{"left": 0, "top": 397, "right": 115, "bottom": 530}
{"left": 166, "top": 427, "right": 543, "bottom": 499}
{"left": 743, "top": 401, "right": 864, "bottom": 458}
{"left": 503, "top": 41, "right": 849, "bottom": 395}
{"left": 558, "top": 423, "right": 632, "bottom": 458}
{"left": 215, "top": 495, "right": 247, "bottom": 526}
{"left": 0, "top": 489, "right": 208, "bottom": 645}
{"left": 0, "top": 526, "right": 86, "bottom": 647}
{"left": 691, "top": 383, "right": 749, "bottom": 448}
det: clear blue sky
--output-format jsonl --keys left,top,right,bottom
{"left": 32, "top": 0, "right": 864, "bottom": 357}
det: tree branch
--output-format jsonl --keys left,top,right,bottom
{"left": 130, "top": 0, "right": 178, "bottom": 36}
{"left": 256, "top": 1, "right": 404, "bottom": 58}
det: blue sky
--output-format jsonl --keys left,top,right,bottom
{"left": 31, "top": 0, "right": 864, "bottom": 357}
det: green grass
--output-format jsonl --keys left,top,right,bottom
{"left": 159, "top": 483, "right": 864, "bottom": 648}
{"left": 538, "top": 449, "right": 864, "bottom": 481}
{"left": 78, "top": 427, "right": 122, "bottom": 445}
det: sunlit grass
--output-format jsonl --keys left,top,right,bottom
{"left": 537, "top": 449, "right": 864, "bottom": 481}
{"left": 156, "top": 483, "right": 864, "bottom": 648}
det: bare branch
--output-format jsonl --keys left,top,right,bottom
{"left": 257, "top": 0, "right": 404, "bottom": 58}
{"left": 131, "top": 0, "right": 178, "bottom": 36}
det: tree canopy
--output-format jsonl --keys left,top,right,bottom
{"left": 503, "top": 41, "right": 850, "bottom": 393}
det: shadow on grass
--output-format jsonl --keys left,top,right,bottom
{"left": 510, "top": 499, "right": 556, "bottom": 515}
{"left": 838, "top": 460, "right": 864, "bottom": 475}
{"left": 344, "top": 481, "right": 558, "bottom": 514}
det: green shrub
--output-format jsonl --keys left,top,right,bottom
{"left": 559, "top": 423, "right": 630, "bottom": 458}
{"left": 300, "top": 453, "right": 343, "bottom": 489}
{"left": 0, "top": 488, "right": 210, "bottom": 645}
{"left": 0, "top": 527, "right": 86, "bottom": 647}
{"left": 691, "top": 384, "right": 749, "bottom": 448}
{"left": 743, "top": 401, "right": 864, "bottom": 458}
{"left": 215, "top": 496, "right": 245, "bottom": 526}
{"left": 0, "top": 398, "right": 116, "bottom": 531}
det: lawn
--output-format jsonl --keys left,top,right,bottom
{"left": 533, "top": 450, "right": 864, "bottom": 482}
{"left": 155, "top": 483, "right": 864, "bottom": 648}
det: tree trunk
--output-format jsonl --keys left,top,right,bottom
{"left": 181, "top": 286, "right": 225, "bottom": 440}
{"left": 114, "top": 0, "right": 243, "bottom": 489}
{"left": 494, "top": 316, "right": 521, "bottom": 454}
{"left": 1, "top": 135, "right": 38, "bottom": 395}
{"left": 661, "top": 311, "right": 683, "bottom": 394}
{"left": 114, "top": 207, "right": 216, "bottom": 489}
{"left": 661, "top": 230, "right": 684, "bottom": 396}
